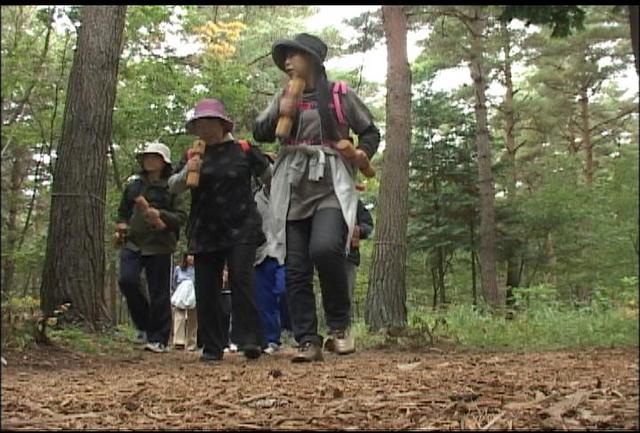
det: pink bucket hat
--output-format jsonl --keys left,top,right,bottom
{"left": 185, "top": 98, "right": 234, "bottom": 134}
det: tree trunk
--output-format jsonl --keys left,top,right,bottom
{"left": 2, "top": 147, "right": 28, "bottom": 296}
{"left": 544, "top": 231, "right": 557, "bottom": 286}
{"left": 40, "top": 5, "right": 127, "bottom": 329}
{"left": 470, "top": 220, "right": 477, "bottom": 305}
{"left": 630, "top": 6, "right": 639, "bottom": 76}
{"left": 469, "top": 7, "right": 503, "bottom": 308}
{"left": 468, "top": 8, "right": 501, "bottom": 308}
{"left": 366, "top": 5, "right": 410, "bottom": 331}
{"left": 579, "top": 88, "right": 593, "bottom": 185}
{"left": 437, "top": 247, "right": 446, "bottom": 306}
{"left": 501, "top": 20, "right": 521, "bottom": 305}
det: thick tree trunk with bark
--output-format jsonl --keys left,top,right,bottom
{"left": 366, "top": 5, "right": 410, "bottom": 331}
{"left": 501, "top": 21, "right": 522, "bottom": 303}
{"left": 40, "top": 5, "right": 127, "bottom": 328}
{"left": 468, "top": 8, "right": 501, "bottom": 308}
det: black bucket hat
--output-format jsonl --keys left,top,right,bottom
{"left": 272, "top": 33, "right": 327, "bottom": 72}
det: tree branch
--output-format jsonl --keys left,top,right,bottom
{"left": 589, "top": 107, "right": 636, "bottom": 133}
{"left": 2, "top": 7, "right": 55, "bottom": 159}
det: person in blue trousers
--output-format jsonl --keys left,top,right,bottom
{"left": 254, "top": 178, "right": 287, "bottom": 354}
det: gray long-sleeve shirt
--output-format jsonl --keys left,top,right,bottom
{"left": 252, "top": 82, "right": 380, "bottom": 263}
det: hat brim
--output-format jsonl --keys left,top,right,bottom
{"left": 272, "top": 39, "right": 323, "bottom": 72}
{"left": 185, "top": 114, "right": 234, "bottom": 135}
{"left": 136, "top": 152, "right": 171, "bottom": 165}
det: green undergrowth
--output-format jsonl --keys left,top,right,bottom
{"left": 46, "top": 324, "right": 138, "bottom": 356}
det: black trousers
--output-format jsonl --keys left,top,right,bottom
{"left": 286, "top": 208, "right": 351, "bottom": 345}
{"left": 118, "top": 248, "right": 172, "bottom": 345}
{"left": 194, "top": 243, "right": 263, "bottom": 356}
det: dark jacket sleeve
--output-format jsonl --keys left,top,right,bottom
{"left": 356, "top": 200, "right": 374, "bottom": 240}
{"left": 159, "top": 192, "right": 188, "bottom": 232}
{"left": 253, "top": 90, "right": 284, "bottom": 143}
{"left": 117, "top": 178, "right": 141, "bottom": 223}
{"left": 247, "top": 144, "right": 273, "bottom": 188}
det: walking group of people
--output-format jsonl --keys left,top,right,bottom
{"left": 114, "top": 33, "right": 379, "bottom": 363}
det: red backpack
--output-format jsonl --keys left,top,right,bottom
{"left": 295, "top": 80, "right": 349, "bottom": 140}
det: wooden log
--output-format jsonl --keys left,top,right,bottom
{"left": 335, "top": 139, "right": 376, "bottom": 178}
{"left": 275, "top": 77, "right": 305, "bottom": 139}
{"left": 186, "top": 139, "right": 206, "bottom": 188}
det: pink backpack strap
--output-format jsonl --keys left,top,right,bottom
{"left": 332, "top": 81, "right": 347, "bottom": 125}
{"left": 238, "top": 139, "right": 250, "bottom": 153}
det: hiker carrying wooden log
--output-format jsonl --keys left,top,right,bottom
{"left": 253, "top": 33, "right": 381, "bottom": 363}
{"left": 114, "top": 141, "right": 187, "bottom": 353}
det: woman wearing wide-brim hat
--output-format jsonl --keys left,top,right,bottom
{"left": 115, "top": 141, "right": 188, "bottom": 354}
{"left": 253, "top": 33, "right": 381, "bottom": 363}
{"left": 169, "top": 98, "right": 272, "bottom": 363}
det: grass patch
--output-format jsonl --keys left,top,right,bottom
{"left": 48, "top": 324, "right": 137, "bottom": 356}
{"left": 419, "top": 302, "right": 639, "bottom": 351}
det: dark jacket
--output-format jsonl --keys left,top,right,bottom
{"left": 346, "top": 200, "right": 374, "bottom": 266}
{"left": 172, "top": 139, "right": 270, "bottom": 253}
{"left": 117, "top": 174, "right": 187, "bottom": 255}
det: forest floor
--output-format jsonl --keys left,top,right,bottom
{"left": 1, "top": 342, "right": 638, "bottom": 430}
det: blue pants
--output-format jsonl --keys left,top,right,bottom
{"left": 255, "top": 258, "right": 285, "bottom": 346}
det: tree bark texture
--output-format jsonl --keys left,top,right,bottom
{"left": 630, "top": 6, "right": 639, "bottom": 76}
{"left": 2, "top": 147, "right": 28, "bottom": 295}
{"left": 579, "top": 88, "right": 593, "bottom": 185}
{"left": 40, "top": 5, "right": 127, "bottom": 328}
{"left": 366, "top": 5, "right": 411, "bottom": 331}
{"left": 468, "top": 8, "right": 501, "bottom": 308}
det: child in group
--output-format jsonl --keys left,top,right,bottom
{"left": 115, "top": 141, "right": 187, "bottom": 353}
{"left": 171, "top": 252, "right": 198, "bottom": 351}
{"left": 253, "top": 33, "right": 380, "bottom": 362}
{"left": 254, "top": 173, "right": 287, "bottom": 355}
{"left": 221, "top": 265, "right": 237, "bottom": 353}
{"left": 169, "top": 98, "right": 271, "bottom": 362}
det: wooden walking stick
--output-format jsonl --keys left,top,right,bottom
{"left": 275, "top": 76, "right": 306, "bottom": 140}
{"left": 186, "top": 139, "right": 206, "bottom": 188}
{"left": 335, "top": 139, "right": 376, "bottom": 178}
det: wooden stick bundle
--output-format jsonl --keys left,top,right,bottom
{"left": 134, "top": 196, "right": 166, "bottom": 230}
{"left": 335, "top": 139, "right": 376, "bottom": 178}
{"left": 186, "top": 139, "right": 206, "bottom": 188}
{"left": 275, "top": 77, "right": 305, "bottom": 139}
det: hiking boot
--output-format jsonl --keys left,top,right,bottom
{"left": 144, "top": 342, "right": 168, "bottom": 353}
{"left": 200, "top": 350, "right": 223, "bottom": 363}
{"left": 291, "top": 341, "right": 323, "bottom": 363}
{"left": 329, "top": 329, "right": 355, "bottom": 355}
{"left": 243, "top": 344, "right": 262, "bottom": 360}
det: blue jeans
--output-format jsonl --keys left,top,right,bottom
{"left": 255, "top": 257, "right": 285, "bottom": 346}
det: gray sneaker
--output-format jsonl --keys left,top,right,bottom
{"left": 263, "top": 342, "right": 280, "bottom": 355}
{"left": 144, "top": 342, "right": 168, "bottom": 353}
{"left": 328, "top": 330, "right": 355, "bottom": 355}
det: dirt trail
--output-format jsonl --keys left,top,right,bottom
{"left": 1, "top": 345, "right": 638, "bottom": 430}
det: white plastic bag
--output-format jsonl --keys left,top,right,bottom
{"left": 171, "top": 279, "right": 196, "bottom": 309}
